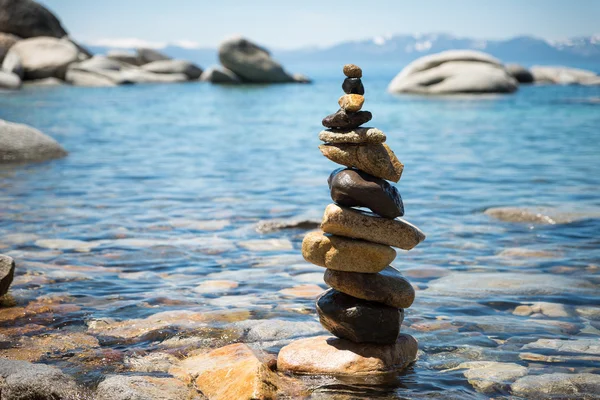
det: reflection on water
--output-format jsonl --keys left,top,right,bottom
{"left": 0, "top": 66, "right": 599, "bottom": 398}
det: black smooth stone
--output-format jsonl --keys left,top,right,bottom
{"left": 328, "top": 168, "right": 404, "bottom": 219}
{"left": 342, "top": 78, "right": 365, "bottom": 95}
{"left": 322, "top": 109, "right": 372, "bottom": 129}
{"left": 316, "top": 289, "right": 403, "bottom": 344}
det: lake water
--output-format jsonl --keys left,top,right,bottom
{"left": 1, "top": 64, "right": 599, "bottom": 398}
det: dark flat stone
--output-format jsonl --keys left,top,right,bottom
{"left": 316, "top": 289, "right": 403, "bottom": 344}
{"left": 328, "top": 168, "right": 404, "bottom": 219}
{"left": 322, "top": 109, "right": 372, "bottom": 130}
{"left": 342, "top": 78, "right": 364, "bottom": 95}
{"left": 324, "top": 266, "right": 415, "bottom": 308}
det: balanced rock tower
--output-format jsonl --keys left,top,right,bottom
{"left": 277, "top": 64, "right": 426, "bottom": 375}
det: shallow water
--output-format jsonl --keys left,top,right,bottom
{"left": 1, "top": 64, "right": 600, "bottom": 398}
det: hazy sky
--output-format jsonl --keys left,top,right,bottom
{"left": 41, "top": 0, "right": 600, "bottom": 49}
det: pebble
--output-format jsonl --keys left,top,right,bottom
{"left": 457, "top": 361, "right": 528, "bottom": 394}
{"left": 324, "top": 266, "right": 415, "bottom": 308}
{"left": 317, "top": 289, "right": 403, "bottom": 344}
{"left": 321, "top": 204, "right": 425, "bottom": 250}
{"left": 328, "top": 167, "right": 404, "bottom": 218}
{"left": 302, "top": 231, "right": 396, "bottom": 273}
{"left": 342, "top": 77, "right": 364, "bottom": 95}
{"left": 343, "top": 64, "right": 362, "bottom": 78}
{"left": 319, "top": 143, "right": 404, "bottom": 182}
{"left": 319, "top": 127, "right": 385, "bottom": 144}
{"left": 338, "top": 94, "right": 364, "bottom": 112}
{"left": 322, "top": 109, "right": 372, "bottom": 129}
{"left": 277, "top": 334, "right": 418, "bottom": 375}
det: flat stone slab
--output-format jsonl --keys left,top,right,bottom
{"left": 277, "top": 334, "right": 418, "bottom": 375}
{"left": 319, "top": 127, "right": 385, "bottom": 144}
{"left": 324, "top": 266, "right": 415, "bottom": 308}
{"left": 321, "top": 204, "right": 425, "bottom": 250}
{"left": 319, "top": 143, "right": 404, "bottom": 182}
{"left": 302, "top": 230, "right": 396, "bottom": 273}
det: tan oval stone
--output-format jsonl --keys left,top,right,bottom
{"left": 319, "top": 143, "right": 404, "bottom": 182}
{"left": 277, "top": 334, "right": 418, "bottom": 375}
{"left": 321, "top": 204, "right": 425, "bottom": 250}
{"left": 338, "top": 94, "right": 364, "bottom": 112}
{"left": 343, "top": 64, "right": 362, "bottom": 78}
{"left": 302, "top": 231, "right": 396, "bottom": 273}
{"left": 318, "top": 127, "right": 386, "bottom": 144}
{"left": 324, "top": 266, "right": 415, "bottom": 308}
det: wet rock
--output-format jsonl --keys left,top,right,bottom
{"left": 141, "top": 59, "right": 203, "bottom": 80}
{"left": 338, "top": 94, "right": 364, "bottom": 112}
{"left": 279, "top": 284, "right": 323, "bottom": 299}
{"left": 238, "top": 238, "right": 293, "bottom": 251}
{"left": 506, "top": 64, "right": 534, "bottom": 83}
{"left": 321, "top": 204, "right": 425, "bottom": 250}
{"left": 484, "top": 206, "right": 600, "bottom": 224}
{"left": 0, "top": 331, "right": 99, "bottom": 361}
{"left": 520, "top": 338, "right": 600, "bottom": 363}
{"left": 0, "top": 70, "right": 21, "bottom": 90}
{"left": 324, "top": 266, "right": 414, "bottom": 308}
{"left": 513, "top": 302, "right": 573, "bottom": 318}
{"left": 456, "top": 361, "right": 528, "bottom": 394}
{"left": 425, "top": 272, "right": 597, "bottom": 298}
{"left": 342, "top": 77, "right": 364, "bottom": 95}
{"left": 0, "top": 119, "right": 67, "bottom": 164}
{"left": 577, "top": 306, "right": 600, "bottom": 320}
{"left": 0, "top": 358, "right": 85, "bottom": 399}
{"left": 234, "top": 319, "right": 325, "bottom": 343}
{"left": 511, "top": 373, "right": 600, "bottom": 399}
{"left": 255, "top": 217, "right": 320, "bottom": 233}
{"left": 328, "top": 167, "right": 403, "bottom": 218}
{"left": 96, "top": 375, "right": 199, "bottom": 400}
{"left": 319, "top": 143, "right": 404, "bottom": 182}
{"left": 193, "top": 279, "right": 238, "bottom": 294}
{"left": 322, "top": 109, "right": 372, "bottom": 130}
{"left": 170, "top": 343, "right": 280, "bottom": 400}
{"left": 124, "top": 352, "right": 179, "bottom": 373}
{"left": 200, "top": 65, "right": 241, "bottom": 83}
{"left": 319, "top": 127, "right": 385, "bottom": 145}
{"left": 302, "top": 230, "right": 396, "bottom": 273}
{"left": 343, "top": 64, "right": 362, "bottom": 78}
{"left": 278, "top": 334, "right": 417, "bottom": 375}
{"left": 0, "top": 255, "right": 15, "bottom": 296}
{"left": 0, "top": 0, "right": 68, "bottom": 39}
{"left": 317, "top": 289, "right": 403, "bottom": 344}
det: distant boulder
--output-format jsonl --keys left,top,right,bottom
{"left": 106, "top": 50, "right": 141, "bottom": 66}
{"left": 388, "top": 50, "right": 518, "bottom": 94}
{"left": 200, "top": 66, "right": 241, "bottom": 84}
{"left": 530, "top": 66, "right": 600, "bottom": 85}
{"left": 218, "top": 36, "right": 304, "bottom": 83}
{"left": 0, "top": 119, "right": 67, "bottom": 163}
{"left": 0, "top": 32, "right": 20, "bottom": 64}
{"left": 505, "top": 64, "right": 534, "bottom": 84}
{"left": 0, "top": 70, "right": 21, "bottom": 90}
{"left": 0, "top": 0, "right": 68, "bottom": 39}
{"left": 141, "top": 59, "right": 202, "bottom": 80}
{"left": 2, "top": 36, "right": 88, "bottom": 80}
{"left": 136, "top": 48, "right": 170, "bottom": 64}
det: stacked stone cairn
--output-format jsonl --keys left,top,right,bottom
{"left": 278, "top": 64, "right": 426, "bottom": 375}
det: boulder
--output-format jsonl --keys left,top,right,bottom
{"left": 200, "top": 65, "right": 241, "bottom": 84}
{"left": 505, "top": 63, "right": 534, "bottom": 83}
{"left": 0, "top": 254, "right": 15, "bottom": 296}
{"left": 1, "top": 50, "right": 23, "bottom": 78}
{"left": 218, "top": 36, "right": 300, "bottom": 83}
{"left": 65, "top": 56, "right": 133, "bottom": 86}
{"left": 457, "top": 361, "right": 528, "bottom": 394}
{"left": 0, "top": 119, "right": 67, "bottom": 163}
{"left": 530, "top": 66, "right": 600, "bottom": 85}
{"left": 0, "top": 70, "right": 21, "bottom": 90}
{"left": 388, "top": 50, "right": 518, "bottom": 94}
{"left": 106, "top": 50, "right": 141, "bottom": 66}
{"left": 141, "top": 59, "right": 203, "bottom": 80}
{"left": 121, "top": 69, "right": 188, "bottom": 84}
{"left": 136, "top": 47, "right": 170, "bottom": 64}
{"left": 0, "top": 0, "right": 68, "bottom": 39}
{"left": 0, "top": 32, "right": 20, "bottom": 63}
{"left": 3, "top": 37, "right": 87, "bottom": 80}
{"left": 24, "top": 77, "right": 64, "bottom": 86}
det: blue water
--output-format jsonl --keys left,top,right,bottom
{"left": 1, "top": 64, "right": 599, "bottom": 398}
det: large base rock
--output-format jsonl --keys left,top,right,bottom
{"left": 277, "top": 334, "right": 418, "bottom": 375}
{"left": 0, "top": 119, "right": 67, "bottom": 163}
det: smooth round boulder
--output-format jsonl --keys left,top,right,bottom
{"left": 321, "top": 204, "right": 425, "bottom": 250}
{"left": 319, "top": 127, "right": 385, "bottom": 145}
{"left": 200, "top": 66, "right": 241, "bottom": 84}
{"left": 0, "top": 32, "right": 20, "bottom": 63}
{"left": 328, "top": 167, "right": 404, "bottom": 218}
{"left": 322, "top": 109, "right": 372, "bottom": 130}
{"left": 388, "top": 50, "right": 518, "bottom": 94}
{"left": 530, "top": 66, "right": 600, "bottom": 85}
{"left": 141, "top": 59, "right": 203, "bottom": 80}
{"left": 317, "top": 289, "right": 403, "bottom": 344}
{"left": 319, "top": 143, "right": 404, "bottom": 182}
{"left": 0, "top": 254, "right": 15, "bottom": 296}
{"left": 324, "top": 266, "right": 415, "bottom": 308}
{"left": 342, "top": 77, "right": 364, "bottom": 95}
{"left": 218, "top": 36, "right": 297, "bottom": 83}
{"left": 0, "top": 119, "right": 67, "bottom": 163}
{"left": 302, "top": 230, "right": 396, "bottom": 273}
{"left": 278, "top": 334, "right": 417, "bottom": 376}
{"left": 338, "top": 94, "right": 364, "bottom": 112}
{"left": 0, "top": 71, "right": 21, "bottom": 90}
{"left": 106, "top": 50, "right": 141, "bottom": 66}
{"left": 0, "top": 0, "right": 68, "bottom": 39}
{"left": 136, "top": 47, "right": 170, "bottom": 64}
{"left": 3, "top": 37, "right": 87, "bottom": 80}
{"left": 505, "top": 64, "right": 534, "bottom": 84}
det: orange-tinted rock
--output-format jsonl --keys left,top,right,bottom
{"left": 319, "top": 143, "right": 404, "bottom": 182}
{"left": 338, "top": 94, "right": 364, "bottom": 112}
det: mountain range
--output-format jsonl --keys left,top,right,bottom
{"left": 86, "top": 33, "right": 600, "bottom": 68}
